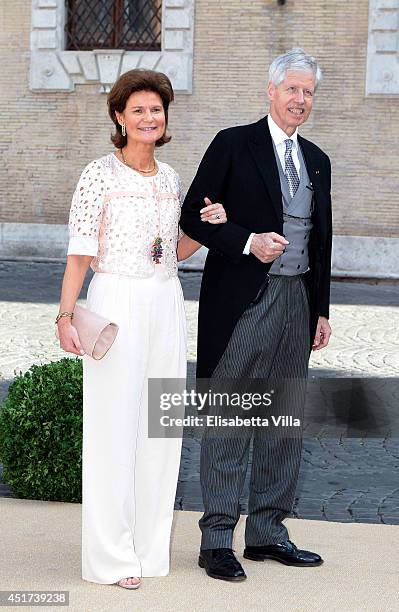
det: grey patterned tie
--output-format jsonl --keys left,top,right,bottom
{"left": 284, "top": 139, "right": 300, "bottom": 198}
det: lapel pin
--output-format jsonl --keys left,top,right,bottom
{"left": 315, "top": 170, "right": 320, "bottom": 175}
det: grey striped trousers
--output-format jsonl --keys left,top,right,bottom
{"left": 199, "top": 274, "right": 310, "bottom": 549}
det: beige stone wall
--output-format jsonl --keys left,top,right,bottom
{"left": 1, "top": 0, "right": 398, "bottom": 238}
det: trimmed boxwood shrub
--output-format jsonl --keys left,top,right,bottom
{"left": 0, "top": 358, "right": 83, "bottom": 502}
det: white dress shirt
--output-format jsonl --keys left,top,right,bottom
{"left": 243, "top": 114, "right": 300, "bottom": 255}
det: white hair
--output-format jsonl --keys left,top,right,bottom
{"left": 268, "top": 48, "right": 323, "bottom": 90}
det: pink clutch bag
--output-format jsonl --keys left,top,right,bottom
{"left": 72, "top": 305, "right": 119, "bottom": 360}
{"left": 56, "top": 305, "right": 119, "bottom": 360}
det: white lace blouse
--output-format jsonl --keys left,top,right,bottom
{"left": 67, "top": 152, "right": 184, "bottom": 278}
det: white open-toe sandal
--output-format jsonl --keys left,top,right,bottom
{"left": 116, "top": 577, "right": 141, "bottom": 589}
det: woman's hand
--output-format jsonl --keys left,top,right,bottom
{"left": 177, "top": 196, "right": 228, "bottom": 261}
{"left": 57, "top": 318, "right": 85, "bottom": 356}
{"left": 200, "top": 197, "right": 227, "bottom": 224}
{"left": 57, "top": 254, "right": 92, "bottom": 356}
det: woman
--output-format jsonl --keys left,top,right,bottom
{"left": 56, "top": 69, "right": 226, "bottom": 589}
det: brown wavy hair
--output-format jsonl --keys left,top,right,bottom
{"left": 107, "top": 69, "right": 174, "bottom": 149}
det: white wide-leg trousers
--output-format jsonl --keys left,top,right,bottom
{"left": 81, "top": 267, "right": 186, "bottom": 583}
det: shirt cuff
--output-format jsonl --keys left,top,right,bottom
{"left": 67, "top": 236, "right": 98, "bottom": 256}
{"left": 243, "top": 233, "right": 255, "bottom": 255}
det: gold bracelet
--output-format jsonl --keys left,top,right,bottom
{"left": 55, "top": 311, "right": 74, "bottom": 324}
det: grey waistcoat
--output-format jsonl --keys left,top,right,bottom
{"left": 268, "top": 142, "right": 314, "bottom": 276}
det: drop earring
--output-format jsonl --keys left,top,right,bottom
{"left": 121, "top": 123, "right": 126, "bottom": 137}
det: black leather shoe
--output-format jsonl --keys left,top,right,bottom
{"left": 199, "top": 548, "right": 247, "bottom": 581}
{"left": 243, "top": 540, "right": 323, "bottom": 567}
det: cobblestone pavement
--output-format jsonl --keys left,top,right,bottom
{"left": 0, "top": 261, "right": 398, "bottom": 523}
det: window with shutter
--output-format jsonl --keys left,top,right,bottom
{"left": 65, "top": 0, "right": 162, "bottom": 51}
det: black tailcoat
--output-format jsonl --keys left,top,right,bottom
{"left": 180, "top": 116, "right": 332, "bottom": 378}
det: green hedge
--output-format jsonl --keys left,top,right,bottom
{"left": 0, "top": 358, "right": 83, "bottom": 502}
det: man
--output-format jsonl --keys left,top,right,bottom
{"left": 180, "top": 49, "right": 332, "bottom": 581}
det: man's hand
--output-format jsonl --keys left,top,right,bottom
{"left": 312, "top": 316, "right": 331, "bottom": 351}
{"left": 249, "top": 232, "right": 289, "bottom": 263}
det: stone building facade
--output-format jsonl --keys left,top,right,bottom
{"left": 0, "top": 0, "right": 398, "bottom": 277}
